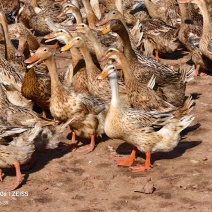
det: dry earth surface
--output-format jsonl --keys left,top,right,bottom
{"left": 0, "top": 49, "right": 212, "bottom": 212}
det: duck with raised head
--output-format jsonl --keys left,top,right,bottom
{"left": 99, "top": 48, "right": 195, "bottom": 116}
{"left": 60, "top": 36, "right": 129, "bottom": 105}
{"left": 25, "top": 46, "right": 106, "bottom": 154}
{"left": 44, "top": 28, "right": 90, "bottom": 96}
{"left": 101, "top": 19, "right": 194, "bottom": 107}
{"left": 97, "top": 64, "right": 195, "bottom": 171}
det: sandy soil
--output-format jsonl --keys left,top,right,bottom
{"left": 0, "top": 50, "right": 212, "bottom": 212}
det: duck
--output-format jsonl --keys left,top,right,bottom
{"left": 96, "top": 9, "right": 180, "bottom": 60}
{"left": 177, "top": 1, "right": 211, "bottom": 76}
{"left": 99, "top": 48, "right": 195, "bottom": 114}
{"left": 140, "top": 19, "right": 180, "bottom": 60}
{"left": 7, "top": 22, "right": 40, "bottom": 53}
{"left": 101, "top": 19, "right": 194, "bottom": 107}
{"left": 97, "top": 64, "right": 195, "bottom": 171}
{"left": 25, "top": 46, "right": 106, "bottom": 154}
{"left": 178, "top": 0, "right": 212, "bottom": 61}
{"left": 60, "top": 36, "right": 129, "bottom": 105}
{"left": 44, "top": 28, "right": 90, "bottom": 96}
{"left": 16, "top": 40, "right": 51, "bottom": 118}
{"left": 0, "top": 10, "right": 26, "bottom": 75}
{"left": 141, "top": 0, "right": 181, "bottom": 27}
{"left": 18, "top": 1, "right": 63, "bottom": 34}
{"left": 0, "top": 123, "right": 42, "bottom": 191}
{"left": 0, "top": 83, "right": 55, "bottom": 127}
{"left": 0, "top": 0, "right": 20, "bottom": 24}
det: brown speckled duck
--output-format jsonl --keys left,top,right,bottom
{"left": 101, "top": 19, "right": 194, "bottom": 107}
{"left": 25, "top": 46, "right": 106, "bottom": 154}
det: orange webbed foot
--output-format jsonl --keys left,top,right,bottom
{"left": 3, "top": 162, "right": 23, "bottom": 191}
{"left": 78, "top": 134, "right": 95, "bottom": 154}
{"left": 114, "top": 157, "right": 135, "bottom": 166}
{"left": 61, "top": 143, "right": 78, "bottom": 152}
{"left": 78, "top": 144, "right": 95, "bottom": 154}
{"left": 130, "top": 164, "right": 153, "bottom": 172}
{"left": 114, "top": 147, "right": 137, "bottom": 166}
{"left": 200, "top": 71, "right": 208, "bottom": 76}
{"left": 130, "top": 152, "right": 152, "bottom": 172}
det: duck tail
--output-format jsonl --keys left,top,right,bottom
{"left": 179, "top": 65, "right": 195, "bottom": 83}
{"left": 158, "top": 115, "right": 195, "bottom": 138}
{"left": 173, "top": 96, "right": 195, "bottom": 118}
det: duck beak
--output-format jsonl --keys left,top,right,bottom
{"left": 101, "top": 24, "right": 111, "bottom": 34}
{"left": 60, "top": 42, "right": 73, "bottom": 52}
{"left": 177, "top": 0, "right": 190, "bottom": 3}
{"left": 24, "top": 54, "right": 41, "bottom": 69}
{"left": 44, "top": 33, "right": 57, "bottom": 43}
{"left": 64, "top": 24, "right": 77, "bottom": 31}
{"left": 96, "top": 16, "right": 108, "bottom": 27}
{"left": 97, "top": 69, "right": 109, "bottom": 80}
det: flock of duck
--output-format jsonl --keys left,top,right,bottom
{"left": 0, "top": 0, "right": 211, "bottom": 191}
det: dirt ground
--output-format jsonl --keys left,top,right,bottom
{"left": 0, "top": 50, "right": 212, "bottom": 212}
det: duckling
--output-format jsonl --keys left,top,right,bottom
{"left": 97, "top": 64, "right": 195, "bottom": 171}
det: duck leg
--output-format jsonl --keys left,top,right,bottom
{"left": 0, "top": 168, "right": 2, "bottom": 182}
{"left": 4, "top": 161, "right": 23, "bottom": 191}
{"left": 62, "top": 132, "right": 77, "bottom": 152}
{"left": 78, "top": 134, "right": 95, "bottom": 154}
{"left": 113, "top": 147, "right": 137, "bottom": 166}
{"left": 41, "top": 109, "right": 47, "bottom": 119}
{"left": 194, "top": 64, "right": 200, "bottom": 76}
{"left": 130, "top": 152, "right": 153, "bottom": 172}
{"left": 155, "top": 50, "right": 160, "bottom": 60}
{"left": 200, "top": 69, "right": 208, "bottom": 76}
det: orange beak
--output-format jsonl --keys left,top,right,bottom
{"left": 24, "top": 54, "right": 41, "bottom": 69}
{"left": 60, "top": 42, "right": 73, "bottom": 52}
{"left": 96, "top": 69, "right": 109, "bottom": 80}
{"left": 101, "top": 24, "right": 111, "bottom": 35}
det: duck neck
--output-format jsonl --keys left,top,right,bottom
{"left": 73, "top": 9, "right": 83, "bottom": 24}
{"left": 179, "top": 3, "right": 189, "bottom": 24}
{"left": 0, "top": 14, "right": 16, "bottom": 60}
{"left": 79, "top": 44, "right": 100, "bottom": 77}
{"left": 115, "top": 27, "right": 136, "bottom": 59}
{"left": 83, "top": 0, "right": 98, "bottom": 29}
{"left": 45, "top": 56, "right": 63, "bottom": 90}
{"left": 197, "top": 1, "right": 212, "bottom": 33}
{"left": 109, "top": 72, "right": 120, "bottom": 106}
{"left": 86, "top": 29, "right": 104, "bottom": 59}
{"left": 119, "top": 57, "right": 135, "bottom": 82}
{"left": 72, "top": 0, "right": 80, "bottom": 9}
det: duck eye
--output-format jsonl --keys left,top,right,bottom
{"left": 44, "top": 48, "right": 47, "bottom": 51}
{"left": 82, "top": 24, "right": 84, "bottom": 27}
{"left": 77, "top": 38, "right": 79, "bottom": 40}
{"left": 113, "top": 12, "right": 116, "bottom": 14}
